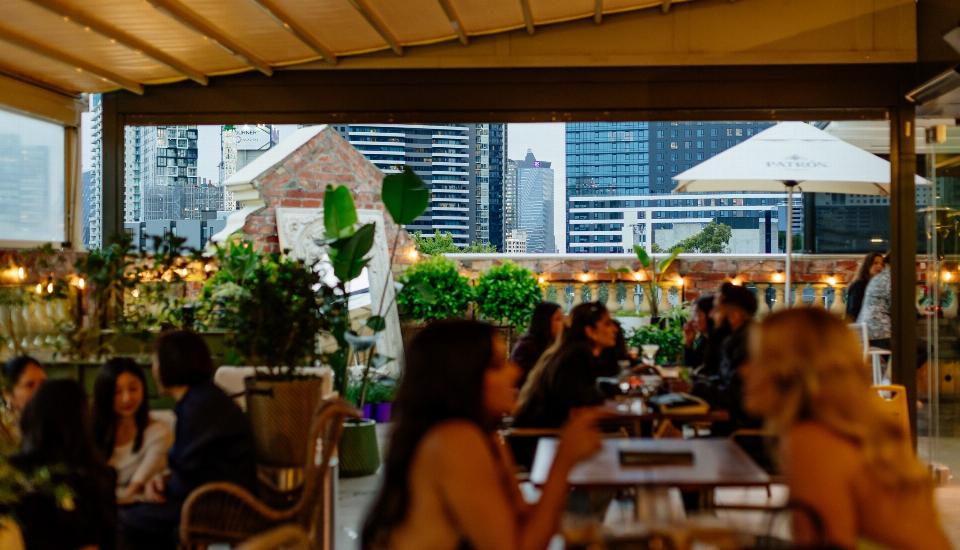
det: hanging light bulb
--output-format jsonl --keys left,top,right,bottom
{"left": 77, "top": 277, "right": 86, "bottom": 290}
{"left": 16, "top": 267, "right": 25, "bottom": 281}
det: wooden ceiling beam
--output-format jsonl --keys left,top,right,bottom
{"left": 347, "top": 0, "right": 403, "bottom": 55}
{"left": 438, "top": 0, "right": 469, "bottom": 45}
{"left": 250, "top": 0, "right": 337, "bottom": 64}
{"left": 146, "top": 0, "right": 273, "bottom": 76}
{"left": 26, "top": 0, "right": 208, "bottom": 85}
{"left": 0, "top": 25, "right": 143, "bottom": 94}
{"left": 520, "top": 0, "right": 535, "bottom": 34}
{"left": 0, "top": 63, "right": 77, "bottom": 98}
{"left": 594, "top": 0, "right": 603, "bottom": 24}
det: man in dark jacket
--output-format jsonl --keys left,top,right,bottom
{"left": 695, "top": 283, "right": 760, "bottom": 436}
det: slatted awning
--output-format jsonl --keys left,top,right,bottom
{"left": 0, "top": 0, "right": 697, "bottom": 96}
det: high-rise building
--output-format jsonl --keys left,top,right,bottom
{"left": 565, "top": 121, "right": 778, "bottom": 253}
{"left": 0, "top": 135, "right": 54, "bottom": 241}
{"left": 503, "top": 159, "right": 519, "bottom": 240}
{"left": 124, "top": 125, "right": 199, "bottom": 222}
{"left": 220, "top": 124, "right": 278, "bottom": 211}
{"left": 505, "top": 229, "right": 527, "bottom": 253}
{"left": 337, "top": 124, "right": 486, "bottom": 246}
{"left": 466, "top": 123, "right": 507, "bottom": 248}
{"left": 515, "top": 150, "right": 555, "bottom": 253}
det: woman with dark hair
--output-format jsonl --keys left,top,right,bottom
{"left": 92, "top": 358, "right": 172, "bottom": 503}
{"left": 361, "top": 320, "right": 603, "bottom": 550}
{"left": 846, "top": 252, "right": 885, "bottom": 321}
{"left": 514, "top": 302, "right": 619, "bottom": 429}
{"left": 683, "top": 295, "right": 720, "bottom": 371}
{"left": 510, "top": 302, "right": 563, "bottom": 387}
{"left": 1, "top": 355, "right": 47, "bottom": 442}
{"left": 118, "top": 330, "right": 256, "bottom": 550}
{"left": 11, "top": 379, "right": 116, "bottom": 550}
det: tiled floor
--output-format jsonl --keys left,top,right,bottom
{"left": 335, "top": 423, "right": 960, "bottom": 550}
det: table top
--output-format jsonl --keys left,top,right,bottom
{"left": 530, "top": 438, "right": 770, "bottom": 490}
{"left": 602, "top": 400, "right": 730, "bottom": 423}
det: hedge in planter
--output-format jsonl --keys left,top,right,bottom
{"left": 396, "top": 256, "right": 473, "bottom": 322}
{"left": 474, "top": 261, "right": 542, "bottom": 332}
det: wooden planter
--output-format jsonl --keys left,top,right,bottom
{"left": 245, "top": 376, "right": 327, "bottom": 468}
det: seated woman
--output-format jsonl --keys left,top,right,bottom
{"left": 742, "top": 307, "right": 950, "bottom": 550}
{"left": 92, "top": 358, "right": 172, "bottom": 504}
{"left": 683, "top": 295, "right": 717, "bottom": 371}
{"left": 514, "top": 302, "right": 618, "bottom": 428}
{"left": 119, "top": 330, "right": 256, "bottom": 550}
{"left": 1, "top": 355, "right": 47, "bottom": 445}
{"left": 361, "top": 320, "right": 604, "bottom": 550}
{"left": 11, "top": 379, "right": 116, "bottom": 550}
{"left": 510, "top": 302, "right": 563, "bottom": 388}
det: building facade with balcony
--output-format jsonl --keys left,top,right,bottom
{"left": 337, "top": 124, "right": 485, "bottom": 246}
{"left": 124, "top": 125, "right": 200, "bottom": 222}
{"left": 566, "top": 121, "right": 782, "bottom": 253}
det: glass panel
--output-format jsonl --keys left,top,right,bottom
{"left": 919, "top": 123, "right": 960, "bottom": 481}
{"left": 0, "top": 108, "right": 64, "bottom": 244}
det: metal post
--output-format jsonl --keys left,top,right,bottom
{"left": 100, "top": 94, "right": 125, "bottom": 245}
{"left": 890, "top": 104, "right": 918, "bottom": 440}
{"left": 784, "top": 183, "right": 795, "bottom": 307}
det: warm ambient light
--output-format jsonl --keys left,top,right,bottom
{"left": 77, "top": 278, "right": 85, "bottom": 290}
{"left": 45, "top": 282, "right": 53, "bottom": 294}
{"left": 406, "top": 248, "right": 419, "bottom": 262}
{"left": 537, "top": 275, "right": 546, "bottom": 284}
{"left": 34, "top": 283, "right": 42, "bottom": 295}
{"left": 945, "top": 271, "right": 954, "bottom": 282}
{"left": 730, "top": 277, "right": 743, "bottom": 286}
{"left": 632, "top": 271, "right": 644, "bottom": 282}
{"left": 577, "top": 272, "right": 591, "bottom": 283}
{"left": 772, "top": 271, "right": 785, "bottom": 283}
{"left": 16, "top": 267, "right": 24, "bottom": 281}
{"left": 131, "top": 288, "right": 140, "bottom": 299}
{"left": 826, "top": 275, "right": 838, "bottom": 286}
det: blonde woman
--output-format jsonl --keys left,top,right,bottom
{"left": 742, "top": 307, "right": 950, "bottom": 550}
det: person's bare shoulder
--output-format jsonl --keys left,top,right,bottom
{"left": 419, "top": 420, "right": 494, "bottom": 464}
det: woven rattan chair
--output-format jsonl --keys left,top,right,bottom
{"left": 179, "top": 398, "right": 359, "bottom": 549}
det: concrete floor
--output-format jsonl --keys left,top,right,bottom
{"left": 335, "top": 424, "right": 960, "bottom": 550}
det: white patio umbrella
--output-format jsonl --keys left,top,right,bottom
{"left": 673, "top": 121, "right": 928, "bottom": 306}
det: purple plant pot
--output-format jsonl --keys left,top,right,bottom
{"left": 361, "top": 404, "right": 374, "bottom": 419}
{"left": 373, "top": 402, "right": 393, "bottom": 423}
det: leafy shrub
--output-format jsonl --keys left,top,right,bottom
{"left": 474, "top": 262, "right": 542, "bottom": 331}
{"left": 627, "top": 324, "right": 684, "bottom": 366}
{"left": 196, "top": 241, "right": 331, "bottom": 374}
{"left": 397, "top": 256, "right": 473, "bottom": 322}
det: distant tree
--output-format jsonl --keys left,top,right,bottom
{"left": 673, "top": 220, "right": 733, "bottom": 253}
{"left": 413, "top": 230, "right": 497, "bottom": 255}
{"left": 650, "top": 243, "right": 666, "bottom": 253}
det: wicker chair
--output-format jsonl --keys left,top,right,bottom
{"left": 179, "top": 398, "right": 359, "bottom": 549}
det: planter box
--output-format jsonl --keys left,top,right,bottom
{"left": 339, "top": 419, "right": 380, "bottom": 477}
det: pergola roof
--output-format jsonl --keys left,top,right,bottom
{"left": 0, "top": 0, "right": 695, "bottom": 96}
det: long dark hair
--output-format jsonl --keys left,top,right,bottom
{"left": 694, "top": 294, "right": 716, "bottom": 335}
{"left": 92, "top": 358, "right": 151, "bottom": 459}
{"left": 523, "top": 302, "right": 562, "bottom": 351}
{"left": 518, "top": 302, "right": 610, "bottom": 404}
{"left": 854, "top": 252, "right": 884, "bottom": 283}
{"left": 361, "top": 320, "right": 499, "bottom": 549}
{"left": 18, "top": 379, "right": 103, "bottom": 470}
{"left": 2, "top": 355, "right": 41, "bottom": 391}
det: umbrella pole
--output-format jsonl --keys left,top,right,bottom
{"left": 784, "top": 183, "right": 795, "bottom": 308}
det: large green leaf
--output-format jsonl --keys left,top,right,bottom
{"left": 324, "top": 185, "right": 358, "bottom": 239}
{"left": 657, "top": 248, "right": 682, "bottom": 274}
{"left": 633, "top": 244, "right": 651, "bottom": 268}
{"left": 330, "top": 223, "right": 375, "bottom": 282}
{"left": 382, "top": 166, "right": 429, "bottom": 225}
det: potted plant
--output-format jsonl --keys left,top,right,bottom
{"left": 195, "top": 240, "right": 331, "bottom": 468}
{"left": 367, "top": 379, "right": 397, "bottom": 423}
{"left": 631, "top": 245, "right": 682, "bottom": 322}
{"left": 322, "top": 167, "right": 429, "bottom": 477}
{"left": 474, "top": 261, "right": 542, "bottom": 349}
{"left": 626, "top": 307, "right": 688, "bottom": 366}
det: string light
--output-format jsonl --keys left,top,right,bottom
{"left": 945, "top": 271, "right": 954, "bottom": 282}
{"left": 633, "top": 271, "right": 644, "bottom": 282}
{"left": 34, "top": 283, "right": 42, "bottom": 295}
{"left": 772, "top": 271, "right": 784, "bottom": 283}
{"left": 46, "top": 282, "right": 54, "bottom": 294}
{"left": 16, "top": 267, "right": 25, "bottom": 281}
{"left": 131, "top": 288, "right": 140, "bottom": 299}
{"left": 826, "top": 275, "right": 838, "bottom": 286}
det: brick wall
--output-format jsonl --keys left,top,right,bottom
{"left": 240, "top": 126, "right": 411, "bottom": 255}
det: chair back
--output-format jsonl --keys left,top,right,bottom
{"left": 298, "top": 398, "right": 359, "bottom": 545}
{"left": 848, "top": 323, "right": 869, "bottom": 361}
{"left": 873, "top": 384, "right": 911, "bottom": 438}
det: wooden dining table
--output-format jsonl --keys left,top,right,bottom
{"left": 600, "top": 399, "right": 730, "bottom": 436}
{"left": 530, "top": 437, "right": 770, "bottom": 518}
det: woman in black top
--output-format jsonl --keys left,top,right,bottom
{"left": 514, "top": 302, "right": 619, "bottom": 429}
{"left": 509, "top": 302, "right": 563, "bottom": 388}
{"left": 683, "top": 295, "right": 716, "bottom": 370}
{"left": 846, "top": 252, "right": 885, "bottom": 321}
{"left": 11, "top": 379, "right": 116, "bottom": 550}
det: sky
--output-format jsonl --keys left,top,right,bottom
{"left": 81, "top": 118, "right": 567, "bottom": 250}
